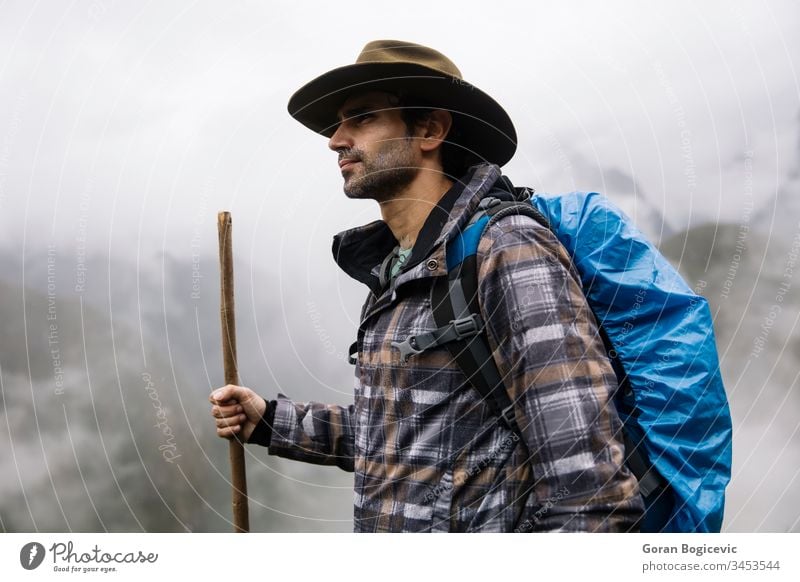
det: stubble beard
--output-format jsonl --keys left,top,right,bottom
{"left": 342, "top": 139, "right": 419, "bottom": 203}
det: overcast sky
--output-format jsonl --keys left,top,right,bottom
{"left": 1, "top": 0, "right": 798, "bottom": 266}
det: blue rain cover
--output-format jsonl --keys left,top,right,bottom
{"left": 530, "top": 192, "right": 733, "bottom": 532}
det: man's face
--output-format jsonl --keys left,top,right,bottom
{"left": 328, "top": 91, "right": 420, "bottom": 202}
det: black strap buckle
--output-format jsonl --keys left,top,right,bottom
{"left": 392, "top": 315, "right": 484, "bottom": 363}
{"left": 451, "top": 314, "right": 482, "bottom": 340}
{"left": 391, "top": 336, "right": 423, "bottom": 362}
{"left": 500, "top": 403, "right": 519, "bottom": 432}
{"left": 637, "top": 468, "right": 664, "bottom": 498}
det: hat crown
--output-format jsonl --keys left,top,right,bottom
{"left": 355, "top": 40, "right": 463, "bottom": 79}
{"left": 288, "top": 39, "right": 517, "bottom": 167}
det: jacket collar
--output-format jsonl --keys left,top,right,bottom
{"left": 331, "top": 163, "right": 504, "bottom": 295}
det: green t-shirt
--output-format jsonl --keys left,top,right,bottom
{"left": 389, "top": 247, "right": 413, "bottom": 279}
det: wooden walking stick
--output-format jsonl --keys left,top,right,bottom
{"left": 217, "top": 211, "right": 250, "bottom": 533}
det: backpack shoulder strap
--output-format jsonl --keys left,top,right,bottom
{"left": 430, "top": 194, "right": 550, "bottom": 432}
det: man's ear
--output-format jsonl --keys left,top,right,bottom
{"left": 418, "top": 110, "right": 453, "bottom": 153}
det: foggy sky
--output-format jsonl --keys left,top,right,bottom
{"left": 1, "top": 0, "right": 798, "bottom": 532}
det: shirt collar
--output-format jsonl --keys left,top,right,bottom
{"left": 331, "top": 163, "right": 503, "bottom": 294}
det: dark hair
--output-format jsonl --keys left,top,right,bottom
{"left": 387, "top": 93, "right": 477, "bottom": 180}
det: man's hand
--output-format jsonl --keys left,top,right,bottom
{"left": 209, "top": 384, "right": 266, "bottom": 442}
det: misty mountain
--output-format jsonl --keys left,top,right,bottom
{"left": 659, "top": 175, "right": 800, "bottom": 532}
{"left": 0, "top": 248, "right": 353, "bottom": 532}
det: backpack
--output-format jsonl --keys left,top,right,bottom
{"left": 389, "top": 178, "right": 733, "bottom": 532}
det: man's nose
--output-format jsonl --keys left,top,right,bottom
{"left": 328, "top": 123, "right": 351, "bottom": 152}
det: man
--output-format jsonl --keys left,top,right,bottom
{"left": 209, "top": 40, "right": 644, "bottom": 532}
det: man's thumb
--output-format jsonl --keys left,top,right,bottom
{"left": 212, "top": 385, "right": 240, "bottom": 402}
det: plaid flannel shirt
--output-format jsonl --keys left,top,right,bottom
{"left": 268, "top": 164, "right": 644, "bottom": 532}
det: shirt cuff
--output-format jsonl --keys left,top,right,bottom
{"left": 246, "top": 398, "right": 276, "bottom": 447}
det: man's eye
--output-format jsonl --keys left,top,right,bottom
{"left": 355, "top": 113, "right": 373, "bottom": 124}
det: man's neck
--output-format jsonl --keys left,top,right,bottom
{"left": 378, "top": 170, "right": 454, "bottom": 250}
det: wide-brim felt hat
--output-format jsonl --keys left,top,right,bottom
{"left": 287, "top": 40, "right": 517, "bottom": 167}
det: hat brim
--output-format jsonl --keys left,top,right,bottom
{"left": 287, "top": 62, "right": 517, "bottom": 167}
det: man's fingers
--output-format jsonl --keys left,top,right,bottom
{"left": 216, "top": 424, "right": 242, "bottom": 439}
{"left": 212, "top": 403, "right": 243, "bottom": 419}
{"left": 210, "top": 385, "right": 257, "bottom": 440}
{"left": 216, "top": 414, "right": 246, "bottom": 430}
